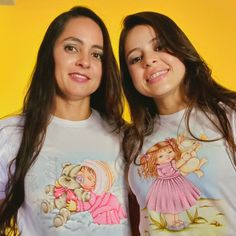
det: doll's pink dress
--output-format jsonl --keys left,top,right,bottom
{"left": 146, "top": 160, "right": 200, "bottom": 213}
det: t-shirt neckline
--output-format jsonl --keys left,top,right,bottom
{"left": 50, "top": 109, "right": 96, "bottom": 128}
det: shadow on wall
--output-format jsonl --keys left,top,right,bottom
{"left": 0, "top": 0, "right": 15, "bottom": 5}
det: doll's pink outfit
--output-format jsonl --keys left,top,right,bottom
{"left": 76, "top": 191, "right": 126, "bottom": 224}
{"left": 146, "top": 160, "right": 200, "bottom": 213}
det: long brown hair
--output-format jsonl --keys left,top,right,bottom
{"left": 119, "top": 11, "right": 236, "bottom": 165}
{"left": 0, "top": 6, "right": 124, "bottom": 235}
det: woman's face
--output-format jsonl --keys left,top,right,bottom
{"left": 53, "top": 17, "right": 103, "bottom": 103}
{"left": 124, "top": 24, "right": 186, "bottom": 108}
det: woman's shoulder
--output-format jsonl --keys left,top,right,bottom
{"left": 0, "top": 115, "right": 24, "bottom": 127}
{"left": 92, "top": 109, "right": 125, "bottom": 136}
{"left": 217, "top": 102, "right": 236, "bottom": 120}
{"left": 0, "top": 115, "right": 24, "bottom": 138}
{"left": 192, "top": 102, "right": 236, "bottom": 120}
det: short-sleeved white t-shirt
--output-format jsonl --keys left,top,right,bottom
{"left": 129, "top": 107, "right": 236, "bottom": 236}
{"left": 0, "top": 110, "right": 131, "bottom": 236}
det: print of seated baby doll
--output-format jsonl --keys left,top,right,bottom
{"left": 68, "top": 160, "right": 127, "bottom": 225}
{"left": 41, "top": 160, "right": 126, "bottom": 227}
{"left": 139, "top": 138, "right": 201, "bottom": 231}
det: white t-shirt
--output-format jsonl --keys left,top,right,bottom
{"left": 129, "top": 107, "right": 236, "bottom": 236}
{"left": 0, "top": 110, "right": 131, "bottom": 236}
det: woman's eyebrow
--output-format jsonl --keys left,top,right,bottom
{"left": 126, "top": 37, "right": 158, "bottom": 59}
{"left": 62, "top": 36, "right": 103, "bottom": 50}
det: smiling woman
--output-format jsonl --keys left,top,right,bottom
{"left": 0, "top": 6, "right": 130, "bottom": 236}
{"left": 119, "top": 11, "right": 236, "bottom": 236}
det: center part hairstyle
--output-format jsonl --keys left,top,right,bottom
{"left": 0, "top": 6, "right": 124, "bottom": 235}
{"left": 119, "top": 11, "right": 236, "bottom": 164}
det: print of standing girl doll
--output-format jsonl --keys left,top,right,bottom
{"left": 139, "top": 138, "right": 201, "bottom": 231}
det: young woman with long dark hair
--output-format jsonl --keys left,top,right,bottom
{"left": 119, "top": 11, "right": 236, "bottom": 236}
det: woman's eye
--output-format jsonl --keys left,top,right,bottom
{"left": 92, "top": 52, "right": 103, "bottom": 61}
{"left": 154, "top": 45, "right": 163, "bottom": 52}
{"left": 64, "top": 45, "right": 77, "bottom": 53}
{"left": 130, "top": 56, "right": 142, "bottom": 65}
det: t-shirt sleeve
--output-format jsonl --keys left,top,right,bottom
{"left": 231, "top": 109, "right": 236, "bottom": 143}
{"left": 225, "top": 105, "right": 236, "bottom": 144}
{"left": 0, "top": 125, "right": 16, "bottom": 199}
{"left": 0, "top": 126, "right": 12, "bottom": 199}
{"left": 0, "top": 117, "right": 23, "bottom": 200}
{"left": 219, "top": 102, "right": 236, "bottom": 144}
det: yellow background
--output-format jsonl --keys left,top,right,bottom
{"left": 0, "top": 0, "right": 236, "bottom": 118}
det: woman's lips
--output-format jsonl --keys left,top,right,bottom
{"left": 69, "top": 72, "right": 90, "bottom": 83}
{"left": 146, "top": 69, "right": 169, "bottom": 83}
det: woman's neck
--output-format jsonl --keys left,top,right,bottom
{"left": 154, "top": 93, "right": 188, "bottom": 115}
{"left": 157, "top": 101, "right": 187, "bottom": 115}
{"left": 52, "top": 95, "right": 91, "bottom": 121}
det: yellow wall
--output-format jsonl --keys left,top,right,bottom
{"left": 0, "top": 0, "right": 236, "bottom": 117}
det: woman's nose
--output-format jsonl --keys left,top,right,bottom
{"left": 75, "top": 52, "right": 90, "bottom": 68}
{"left": 143, "top": 52, "right": 158, "bottom": 68}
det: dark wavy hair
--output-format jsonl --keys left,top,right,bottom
{"left": 0, "top": 6, "right": 124, "bottom": 235}
{"left": 119, "top": 11, "right": 236, "bottom": 165}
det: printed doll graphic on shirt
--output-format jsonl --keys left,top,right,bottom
{"left": 41, "top": 160, "right": 127, "bottom": 228}
{"left": 138, "top": 138, "right": 201, "bottom": 231}
{"left": 137, "top": 134, "right": 229, "bottom": 235}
